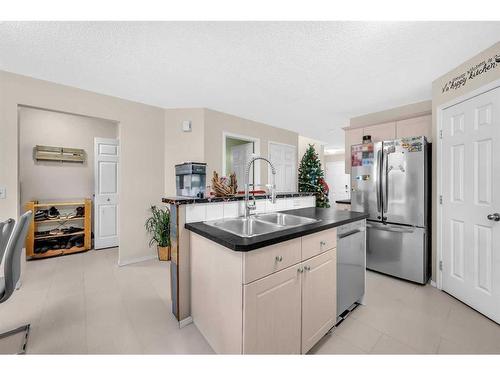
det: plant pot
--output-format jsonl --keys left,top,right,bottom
{"left": 157, "top": 245, "right": 171, "bottom": 261}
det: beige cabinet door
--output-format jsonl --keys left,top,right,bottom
{"left": 344, "top": 127, "right": 363, "bottom": 173}
{"left": 301, "top": 249, "right": 337, "bottom": 354}
{"left": 243, "top": 264, "right": 302, "bottom": 354}
{"left": 396, "top": 115, "right": 432, "bottom": 142}
{"left": 363, "top": 121, "right": 396, "bottom": 142}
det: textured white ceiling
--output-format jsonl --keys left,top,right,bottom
{"left": 1, "top": 21, "right": 500, "bottom": 148}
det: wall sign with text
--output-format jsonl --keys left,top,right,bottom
{"left": 441, "top": 53, "right": 500, "bottom": 93}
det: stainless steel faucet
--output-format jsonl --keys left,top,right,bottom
{"left": 244, "top": 156, "right": 277, "bottom": 218}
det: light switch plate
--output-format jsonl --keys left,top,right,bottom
{"left": 182, "top": 120, "right": 192, "bottom": 132}
{"left": 0, "top": 186, "right": 6, "bottom": 199}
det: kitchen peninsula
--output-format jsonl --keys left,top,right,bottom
{"left": 185, "top": 206, "right": 368, "bottom": 354}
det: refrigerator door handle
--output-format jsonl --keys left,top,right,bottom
{"left": 382, "top": 151, "right": 388, "bottom": 213}
{"left": 376, "top": 150, "right": 382, "bottom": 213}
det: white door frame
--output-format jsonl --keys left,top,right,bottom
{"left": 436, "top": 78, "right": 500, "bottom": 290}
{"left": 268, "top": 141, "right": 297, "bottom": 191}
{"left": 222, "top": 132, "right": 261, "bottom": 186}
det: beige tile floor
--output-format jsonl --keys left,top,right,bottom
{"left": 1, "top": 248, "right": 499, "bottom": 354}
{"left": 310, "top": 270, "right": 500, "bottom": 354}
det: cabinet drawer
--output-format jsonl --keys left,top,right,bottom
{"left": 243, "top": 238, "right": 302, "bottom": 284}
{"left": 301, "top": 228, "right": 337, "bottom": 260}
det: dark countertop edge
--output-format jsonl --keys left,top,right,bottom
{"left": 335, "top": 199, "right": 351, "bottom": 204}
{"left": 185, "top": 208, "right": 368, "bottom": 251}
{"left": 163, "top": 192, "right": 316, "bottom": 205}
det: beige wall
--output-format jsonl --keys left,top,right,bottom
{"left": 298, "top": 135, "right": 325, "bottom": 168}
{"left": 325, "top": 153, "right": 345, "bottom": 163}
{"left": 19, "top": 106, "right": 117, "bottom": 206}
{"left": 349, "top": 100, "right": 432, "bottom": 128}
{"left": 204, "top": 108, "right": 299, "bottom": 187}
{"left": 164, "top": 108, "right": 205, "bottom": 196}
{"left": 0, "top": 70, "right": 165, "bottom": 265}
{"left": 431, "top": 41, "right": 500, "bottom": 281}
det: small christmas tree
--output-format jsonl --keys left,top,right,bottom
{"left": 298, "top": 144, "right": 330, "bottom": 208}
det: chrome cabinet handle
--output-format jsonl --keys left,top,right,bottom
{"left": 320, "top": 240, "right": 326, "bottom": 246}
{"left": 297, "top": 267, "right": 304, "bottom": 273}
{"left": 338, "top": 229, "right": 361, "bottom": 239}
{"left": 275, "top": 255, "right": 283, "bottom": 262}
{"left": 304, "top": 265, "right": 311, "bottom": 271}
{"left": 487, "top": 213, "right": 500, "bottom": 222}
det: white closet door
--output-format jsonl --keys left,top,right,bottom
{"left": 441, "top": 86, "right": 500, "bottom": 323}
{"left": 269, "top": 143, "right": 297, "bottom": 192}
{"left": 231, "top": 142, "right": 254, "bottom": 190}
{"left": 94, "top": 137, "right": 119, "bottom": 249}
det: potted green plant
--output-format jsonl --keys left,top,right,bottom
{"left": 145, "top": 205, "right": 171, "bottom": 261}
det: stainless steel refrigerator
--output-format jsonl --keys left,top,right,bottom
{"left": 350, "top": 136, "right": 430, "bottom": 284}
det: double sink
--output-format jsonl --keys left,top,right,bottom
{"left": 205, "top": 212, "right": 319, "bottom": 238}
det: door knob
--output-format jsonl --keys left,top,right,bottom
{"left": 487, "top": 213, "right": 500, "bottom": 221}
{"left": 107, "top": 198, "right": 110, "bottom": 202}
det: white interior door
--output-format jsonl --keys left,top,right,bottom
{"left": 94, "top": 137, "right": 119, "bottom": 249}
{"left": 231, "top": 142, "right": 254, "bottom": 190}
{"left": 268, "top": 143, "right": 297, "bottom": 192}
{"left": 441, "top": 86, "right": 500, "bottom": 323}
{"left": 325, "top": 160, "right": 350, "bottom": 201}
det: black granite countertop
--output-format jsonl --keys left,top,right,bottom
{"left": 335, "top": 199, "right": 351, "bottom": 204}
{"left": 163, "top": 192, "right": 315, "bottom": 205}
{"left": 185, "top": 207, "right": 368, "bottom": 251}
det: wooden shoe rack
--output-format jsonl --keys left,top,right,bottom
{"left": 25, "top": 199, "right": 92, "bottom": 259}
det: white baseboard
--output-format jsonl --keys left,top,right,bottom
{"left": 179, "top": 316, "right": 193, "bottom": 328}
{"left": 118, "top": 254, "right": 157, "bottom": 267}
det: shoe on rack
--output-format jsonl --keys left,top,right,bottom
{"left": 75, "top": 206, "right": 84, "bottom": 217}
{"left": 63, "top": 226, "right": 83, "bottom": 234}
{"left": 37, "top": 241, "right": 50, "bottom": 253}
{"left": 68, "top": 234, "right": 84, "bottom": 248}
{"left": 35, "top": 230, "right": 50, "bottom": 238}
{"left": 48, "top": 206, "right": 60, "bottom": 219}
{"left": 34, "top": 209, "right": 49, "bottom": 221}
{"left": 34, "top": 242, "right": 44, "bottom": 254}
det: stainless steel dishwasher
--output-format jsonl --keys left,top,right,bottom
{"left": 337, "top": 219, "right": 366, "bottom": 319}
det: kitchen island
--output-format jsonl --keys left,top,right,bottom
{"left": 163, "top": 193, "right": 316, "bottom": 324}
{"left": 186, "top": 207, "right": 368, "bottom": 354}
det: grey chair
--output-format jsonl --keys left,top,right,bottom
{"left": 0, "top": 218, "right": 15, "bottom": 265}
{"left": 0, "top": 211, "right": 32, "bottom": 354}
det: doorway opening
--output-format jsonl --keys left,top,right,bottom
{"left": 222, "top": 133, "right": 261, "bottom": 193}
{"left": 18, "top": 105, "right": 119, "bottom": 259}
{"left": 325, "top": 159, "right": 350, "bottom": 201}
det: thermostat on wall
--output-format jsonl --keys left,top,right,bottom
{"left": 182, "top": 120, "right": 192, "bottom": 132}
